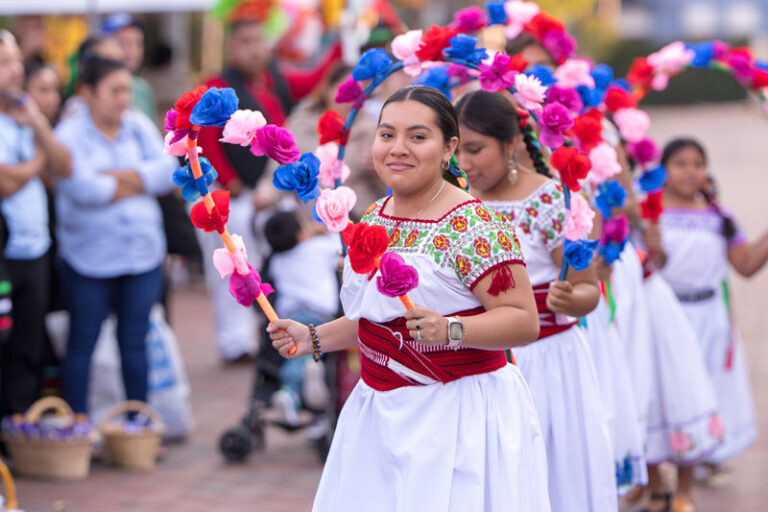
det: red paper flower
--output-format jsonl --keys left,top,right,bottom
{"left": 174, "top": 85, "right": 209, "bottom": 130}
{"left": 641, "top": 190, "right": 664, "bottom": 223}
{"left": 415, "top": 25, "right": 458, "bottom": 63}
{"left": 508, "top": 54, "right": 529, "bottom": 73}
{"left": 604, "top": 86, "right": 637, "bottom": 113}
{"left": 751, "top": 69, "right": 768, "bottom": 91}
{"left": 523, "top": 13, "right": 565, "bottom": 41}
{"left": 190, "top": 190, "right": 230, "bottom": 233}
{"left": 341, "top": 222, "right": 390, "bottom": 275}
{"left": 571, "top": 109, "right": 604, "bottom": 152}
{"left": 550, "top": 146, "right": 591, "bottom": 192}
{"left": 627, "top": 57, "right": 654, "bottom": 88}
{"left": 317, "top": 110, "right": 348, "bottom": 145}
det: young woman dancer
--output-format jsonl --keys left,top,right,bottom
{"left": 269, "top": 86, "right": 551, "bottom": 511}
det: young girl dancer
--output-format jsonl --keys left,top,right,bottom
{"left": 455, "top": 90, "right": 616, "bottom": 512}
{"left": 269, "top": 86, "right": 551, "bottom": 511}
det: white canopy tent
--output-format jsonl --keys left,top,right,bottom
{"left": 0, "top": 0, "right": 216, "bottom": 15}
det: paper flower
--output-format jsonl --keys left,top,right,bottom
{"left": 486, "top": 0, "right": 508, "bottom": 25}
{"left": 415, "top": 25, "right": 458, "bottom": 63}
{"left": 627, "top": 57, "right": 654, "bottom": 88}
{"left": 750, "top": 69, "right": 768, "bottom": 91}
{"left": 251, "top": 125, "right": 300, "bottom": 164}
{"left": 376, "top": 252, "right": 419, "bottom": 298}
{"left": 172, "top": 157, "right": 218, "bottom": 202}
{"left": 563, "top": 239, "right": 598, "bottom": 271}
{"left": 538, "top": 101, "right": 573, "bottom": 148}
{"left": 565, "top": 193, "right": 595, "bottom": 241}
{"left": 647, "top": 41, "right": 694, "bottom": 90}
{"left": 576, "top": 84, "right": 603, "bottom": 110}
{"left": 451, "top": 6, "right": 487, "bottom": 33}
{"left": 352, "top": 48, "right": 393, "bottom": 82}
{"left": 525, "top": 64, "right": 556, "bottom": 86}
{"left": 164, "top": 109, "right": 178, "bottom": 132}
{"left": 725, "top": 48, "right": 755, "bottom": 84}
{"left": 229, "top": 265, "right": 274, "bottom": 308}
{"left": 614, "top": 107, "right": 650, "bottom": 143}
{"left": 190, "top": 87, "right": 239, "bottom": 127}
{"left": 478, "top": 52, "right": 517, "bottom": 92}
{"left": 213, "top": 233, "right": 249, "bottom": 278}
{"left": 545, "top": 85, "right": 583, "bottom": 114}
{"left": 638, "top": 165, "right": 667, "bottom": 193}
{"left": 190, "top": 190, "right": 230, "bottom": 233}
{"left": 550, "top": 146, "right": 591, "bottom": 192}
{"left": 315, "top": 142, "right": 351, "bottom": 187}
{"left": 415, "top": 66, "right": 453, "bottom": 99}
{"left": 595, "top": 180, "right": 627, "bottom": 218}
{"left": 164, "top": 131, "right": 190, "bottom": 157}
{"left": 504, "top": 0, "right": 540, "bottom": 39}
{"left": 590, "top": 63, "right": 613, "bottom": 91}
{"left": 341, "top": 222, "right": 390, "bottom": 275}
{"left": 688, "top": 41, "right": 715, "bottom": 68}
{"left": 571, "top": 109, "right": 604, "bottom": 152}
{"left": 335, "top": 76, "right": 364, "bottom": 104}
{"left": 444, "top": 34, "right": 488, "bottom": 65}
{"left": 315, "top": 186, "right": 357, "bottom": 233}
{"left": 542, "top": 29, "right": 576, "bottom": 64}
{"left": 627, "top": 138, "right": 659, "bottom": 166}
{"left": 589, "top": 143, "right": 622, "bottom": 183}
{"left": 599, "top": 215, "right": 630, "bottom": 263}
{"left": 273, "top": 152, "right": 321, "bottom": 203}
{"left": 523, "top": 11, "right": 565, "bottom": 41}
{"left": 554, "top": 58, "right": 595, "bottom": 89}
{"left": 392, "top": 29, "right": 424, "bottom": 75}
{"left": 317, "top": 110, "right": 348, "bottom": 145}
{"left": 220, "top": 109, "right": 267, "bottom": 146}
{"left": 173, "top": 85, "right": 209, "bottom": 130}
{"left": 604, "top": 86, "right": 637, "bottom": 113}
{"left": 640, "top": 190, "right": 664, "bottom": 223}
{"left": 513, "top": 73, "right": 547, "bottom": 111}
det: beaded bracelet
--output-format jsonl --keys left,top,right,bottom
{"left": 309, "top": 324, "right": 322, "bottom": 363}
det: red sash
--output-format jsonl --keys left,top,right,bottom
{"left": 532, "top": 283, "right": 577, "bottom": 339}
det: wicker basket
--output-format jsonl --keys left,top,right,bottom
{"left": 100, "top": 401, "right": 165, "bottom": 470}
{"left": 0, "top": 457, "right": 19, "bottom": 510}
{"left": 3, "top": 397, "right": 92, "bottom": 481}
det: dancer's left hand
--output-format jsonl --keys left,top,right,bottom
{"left": 404, "top": 307, "right": 448, "bottom": 345}
{"left": 546, "top": 280, "right": 574, "bottom": 313}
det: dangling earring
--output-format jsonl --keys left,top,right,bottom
{"left": 508, "top": 154, "right": 519, "bottom": 185}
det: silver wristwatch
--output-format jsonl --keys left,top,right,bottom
{"left": 445, "top": 316, "right": 464, "bottom": 349}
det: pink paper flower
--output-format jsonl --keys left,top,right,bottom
{"left": 708, "top": 415, "right": 725, "bottom": 440}
{"left": 478, "top": 52, "right": 518, "bottom": 92}
{"left": 564, "top": 192, "right": 595, "bottom": 241}
{"left": 614, "top": 107, "right": 650, "bottom": 143}
{"left": 335, "top": 77, "right": 364, "bottom": 105}
{"left": 250, "top": 125, "right": 300, "bottom": 164}
{"left": 589, "top": 143, "right": 622, "bottom": 183}
{"left": 164, "top": 131, "right": 189, "bottom": 157}
{"left": 513, "top": 73, "right": 547, "bottom": 112}
{"left": 314, "top": 143, "right": 351, "bottom": 187}
{"left": 315, "top": 186, "right": 357, "bottom": 233}
{"left": 391, "top": 30, "right": 424, "bottom": 76}
{"left": 669, "top": 430, "right": 693, "bottom": 454}
{"left": 648, "top": 42, "right": 694, "bottom": 75}
{"left": 627, "top": 137, "right": 660, "bottom": 166}
{"left": 213, "top": 234, "right": 249, "bottom": 278}
{"left": 376, "top": 252, "right": 419, "bottom": 298}
{"left": 220, "top": 109, "right": 267, "bottom": 146}
{"left": 504, "top": 0, "right": 540, "bottom": 39}
{"left": 229, "top": 264, "right": 274, "bottom": 308}
{"left": 554, "top": 58, "right": 595, "bottom": 89}
{"left": 538, "top": 101, "right": 573, "bottom": 148}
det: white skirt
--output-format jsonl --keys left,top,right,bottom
{"left": 678, "top": 290, "right": 757, "bottom": 464}
{"left": 313, "top": 365, "right": 551, "bottom": 512}
{"left": 512, "top": 328, "right": 617, "bottom": 512}
{"left": 643, "top": 274, "right": 722, "bottom": 464}
{"left": 583, "top": 297, "right": 648, "bottom": 494}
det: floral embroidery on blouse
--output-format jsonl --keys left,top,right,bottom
{"left": 661, "top": 208, "right": 746, "bottom": 248}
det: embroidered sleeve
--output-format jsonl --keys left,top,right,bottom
{"left": 535, "top": 182, "right": 567, "bottom": 252}
{"left": 722, "top": 208, "right": 747, "bottom": 248}
{"left": 359, "top": 198, "right": 385, "bottom": 224}
{"left": 445, "top": 204, "right": 526, "bottom": 292}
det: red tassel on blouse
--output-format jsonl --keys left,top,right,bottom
{"left": 488, "top": 266, "right": 516, "bottom": 296}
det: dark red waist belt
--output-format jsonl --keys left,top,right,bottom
{"left": 358, "top": 307, "right": 508, "bottom": 392}
{"left": 532, "top": 282, "right": 577, "bottom": 340}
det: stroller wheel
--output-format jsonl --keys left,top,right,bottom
{"left": 219, "top": 426, "right": 253, "bottom": 463}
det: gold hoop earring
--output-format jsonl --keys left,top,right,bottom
{"left": 442, "top": 161, "right": 450, "bottom": 171}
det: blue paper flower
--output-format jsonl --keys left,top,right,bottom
{"left": 486, "top": 0, "right": 508, "bottom": 25}
{"left": 444, "top": 34, "right": 488, "bottom": 65}
{"left": 595, "top": 180, "right": 628, "bottom": 218}
{"left": 611, "top": 78, "right": 631, "bottom": 91}
{"left": 688, "top": 41, "right": 715, "bottom": 68}
{"left": 273, "top": 152, "right": 321, "bottom": 203}
{"left": 564, "top": 239, "right": 598, "bottom": 271}
{"left": 189, "top": 87, "right": 239, "bottom": 127}
{"left": 525, "top": 64, "right": 556, "bottom": 87}
{"left": 414, "top": 66, "right": 453, "bottom": 100}
{"left": 756, "top": 60, "right": 768, "bottom": 72}
{"left": 352, "top": 48, "right": 393, "bottom": 82}
{"left": 172, "top": 157, "right": 218, "bottom": 202}
{"left": 600, "top": 239, "right": 627, "bottom": 264}
{"left": 639, "top": 165, "right": 667, "bottom": 193}
{"left": 576, "top": 84, "right": 604, "bottom": 109}
{"left": 590, "top": 64, "right": 613, "bottom": 91}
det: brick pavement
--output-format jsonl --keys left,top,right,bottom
{"left": 9, "top": 104, "right": 768, "bottom": 511}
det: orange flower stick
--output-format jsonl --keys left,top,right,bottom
{"left": 371, "top": 254, "right": 416, "bottom": 311}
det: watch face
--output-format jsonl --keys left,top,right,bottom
{"left": 449, "top": 320, "right": 464, "bottom": 341}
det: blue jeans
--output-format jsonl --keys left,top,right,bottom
{"left": 60, "top": 261, "right": 162, "bottom": 413}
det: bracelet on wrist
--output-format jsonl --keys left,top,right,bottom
{"left": 309, "top": 324, "right": 322, "bottom": 362}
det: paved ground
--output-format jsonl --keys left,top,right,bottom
{"left": 10, "top": 103, "right": 768, "bottom": 511}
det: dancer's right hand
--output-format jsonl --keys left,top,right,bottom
{"left": 267, "top": 320, "right": 312, "bottom": 359}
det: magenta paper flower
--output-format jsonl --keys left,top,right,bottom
{"left": 589, "top": 143, "right": 622, "bottom": 184}
{"left": 478, "top": 52, "right": 518, "bottom": 92}
{"left": 376, "top": 252, "right": 419, "bottom": 298}
{"left": 600, "top": 215, "right": 630, "bottom": 245}
{"left": 451, "top": 6, "right": 487, "bottom": 33}
{"left": 164, "top": 109, "right": 178, "bottom": 132}
{"left": 545, "top": 85, "right": 583, "bottom": 114}
{"left": 314, "top": 142, "right": 351, "bottom": 187}
{"left": 614, "top": 107, "right": 650, "bottom": 143}
{"left": 539, "top": 101, "right": 574, "bottom": 148}
{"left": 391, "top": 29, "right": 424, "bottom": 76}
{"left": 229, "top": 264, "right": 274, "bottom": 307}
{"left": 513, "top": 73, "right": 547, "bottom": 111}
{"left": 250, "top": 125, "right": 300, "bottom": 164}
{"left": 554, "top": 58, "right": 595, "bottom": 89}
{"left": 542, "top": 29, "right": 576, "bottom": 63}
{"left": 220, "top": 109, "right": 267, "bottom": 146}
{"left": 504, "top": 0, "right": 540, "bottom": 39}
{"left": 627, "top": 137, "right": 660, "bottom": 166}
{"left": 315, "top": 186, "right": 357, "bottom": 233}
{"left": 564, "top": 193, "right": 595, "bottom": 241}
{"left": 213, "top": 234, "right": 249, "bottom": 278}
{"left": 335, "top": 76, "right": 364, "bottom": 105}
